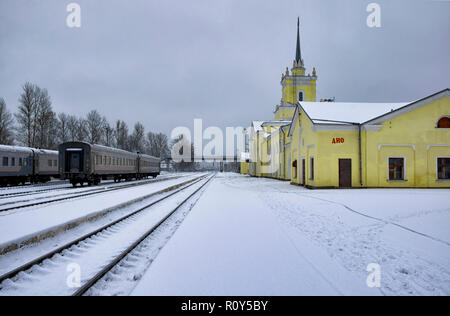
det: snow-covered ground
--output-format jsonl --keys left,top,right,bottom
{"left": 1, "top": 172, "right": 448, "bottom": 296}
{"left": 0, "top": 173, "right": 203, "bottom": 252}
{"left": 132, "top": 173, "right": 450, "bottom": 296}
{"left": 0, "top": 176, "right": 211, "bottom": 296}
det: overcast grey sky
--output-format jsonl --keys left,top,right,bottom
{"left": 0, "top": 0, "right": 449, "bottom": 136}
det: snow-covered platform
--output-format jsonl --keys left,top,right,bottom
{"left": 0, "top": 174, "right": 201, "bottom": 254}
{"left": 132, "top": 173, "right": 450, "bottom": 296}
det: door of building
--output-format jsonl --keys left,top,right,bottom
{"left": 302, "top": 159, "right": 306, "bottom": 186}
{"left": 339, "top": 159, "right": 352, "bottom": 188}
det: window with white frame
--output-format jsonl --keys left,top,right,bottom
{"left": 437, "top": 158, "right": 450, "bottom": 180}
{"left": 389, "top": 157, "right": 405, "bottom": 180}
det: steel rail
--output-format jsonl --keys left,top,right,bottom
{"left": 0, "top": 175, "right": 186, "bottom": 213}
{"left": 0, "top": 174, "right": 210, "bottom": 285}
{"left": 72, "top": 173, "right": 215, "bottom": 296}
{"left": 0, "top": 181, "right": 71, "bottom": 197}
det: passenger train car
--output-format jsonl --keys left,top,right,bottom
{"left": 0, "top": 145, "right": 59, "bottom": 186}
{"left": 59, "top": 142, "right": 160, "bottom": 187}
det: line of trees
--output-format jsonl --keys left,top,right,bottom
{"left": 0, "top": 82, "right": 170, "bottom": 158}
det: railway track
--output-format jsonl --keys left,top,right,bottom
{"left": 0, "top": 175, "right": 177, "bottom": 200}
{"left": 0, "top": 174, "right": 186, "bottom": 213}
{"left": 0, "top": 173, "right": 214, "bottom": 296}
{"left": 0, "top": 180, "right": 69, "bottom": 192}
{"left": 0, "top": 181, "right": 71, "bottom": 198}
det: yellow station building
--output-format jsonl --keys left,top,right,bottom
{"left": 243, "top": 19, "right": 450, "bottom": 188}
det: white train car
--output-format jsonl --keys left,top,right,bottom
{"left": 34, "top": 149, "right": 59, "bottom": 181}
{"left": 0, "top": 145, "right": 59, "bottom": 186}
{"left": 91, "top": 144, "right": 139, "bottom": 182}
{"left": 59, "top": 142, "right": 160, "bottom": 187}
{"left": 138, "top": 154, "right": 160, "bottom": 178}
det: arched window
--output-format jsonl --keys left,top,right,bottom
{"left": 437, "top": 117, "right": 450, "bottom": 128}
{"left": 298, "top": 91, "right": 304, "bottom": 102}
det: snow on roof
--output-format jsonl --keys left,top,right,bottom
{"left": 252, "top": 121, "right": 265, "bottom": 132}
{"left": 92, "top": 144, "right": 139, "bottom": 156}
{"left": 139, "top": 153, "right": 160, "bottom": 160}
{"left": 0, "top": 145, "right": 34, "bottom": 154}
{"left": 34, "top": 149, "right": 58, "bottom": 155}
{"left": 0, "top": 145, "right": 58, "bottom": 155}
{"left": 261, "top": 120, "right": 292, "bottom": 127}
{"left": 299, "top": 102, "right": 410, "bottom": 124}
{"left": 240, "top": 152, "right": 250, "bottom": 161}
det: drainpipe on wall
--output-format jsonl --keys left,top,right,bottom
{"left": 358, "top": 124, "right": 363, "bottom": 186}
{"left": 283, "top": 129, "right": 286, "bottom": 180}
{"left": 257, "top": 131, "right": 260, "bottom": 177}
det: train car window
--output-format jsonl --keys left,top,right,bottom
{"left": 3, "top": 157, "right": 8, "bottom": 167}
{"left": 11, "top": 157, "right": 15, "bottom": 166}
{"left": 54, "top": 160, "right": 57, "bottom": 166}
{"left": 48, "top": 160, "right": 52, "bottom": 167}
{"left": 19, "top": 158, "right": 23, "bottom": 167}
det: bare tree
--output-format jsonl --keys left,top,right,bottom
{"left": 102, "top": 117, "right": 114, "bottom": 147}
{"left": 129, "top": 122, "right": 145, "bottom": 153}
{"left": 35, "top": 88, "right": 55, "bottom": 148}
{"left": 114, "top": 120, "right": 129, "bottom": 150}
{"left": 67, "top": 115, "right": 79, "bottom": 142}
{"left": 15, "top": 82, "right": 38, "bottom": 147}
{"left": 146, "top": 132, "right": 169, "bottom": 158}
{"left": 0, "top": 98, "right": 14, "bottom": 145}
{"left": 45, "top": 115, "right": 59, "bottom": 150}
{"left": 76, "top": 118, "right": 88, "bottom": 142}
{"left": 86, "top": 110, "right": 104, "bottom": 144}
{"left": 57, "top": 113, "right": 70, "bottom": 144}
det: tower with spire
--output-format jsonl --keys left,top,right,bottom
{"left": 274, "top": 17, "right": 317, "bottom": 121}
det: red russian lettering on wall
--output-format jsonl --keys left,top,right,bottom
{"left": 332, "top": 138, "right": 344, "bottom": 144}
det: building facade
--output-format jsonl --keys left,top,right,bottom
{"left": 242, "top": 19, "right": 450, "bottom": 188}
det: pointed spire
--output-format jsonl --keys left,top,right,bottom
{"left": 295, "top": 17, "right": 302, "bottom": 66}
